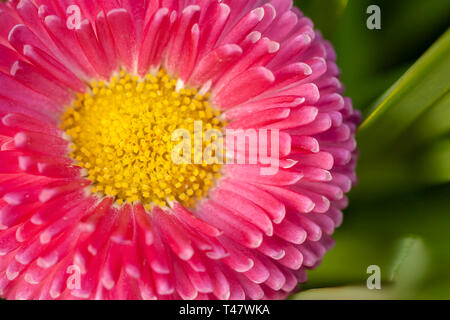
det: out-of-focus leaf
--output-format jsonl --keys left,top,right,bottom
{"left": 298, "top": 237, "right": 429, "bottom": 300}
{"left": 291, "top": 0, "right": 450, "bottom": 300}
{"left": 303, "top": 233, "right": 394, "bottom": 289}
{"left": 292, "top": 285, "right": 396, "bottom": 300}
{"left": 304, "top": 183, "right": 450, "bottom": 299}
{"left": 358, "top": 28, "right": 450, "bottom": 155}
{"left": 390, "top": 236, "right": 429, "bottom": 297}
{"left": 355, "top": 92, "right": 450, "bottom": 198}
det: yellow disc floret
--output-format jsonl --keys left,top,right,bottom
{"left": 61, "top": 70, "right": 225, "bottom": 208}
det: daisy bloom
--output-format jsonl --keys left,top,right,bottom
{"left": 0, "top": 0, "right": 360, "bottom": 300}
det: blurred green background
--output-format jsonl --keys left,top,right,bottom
{"left": 292, "top": 0, "right": 450, "bottom": 299}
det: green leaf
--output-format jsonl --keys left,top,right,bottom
{"left": 390, "top": 236, "right": 429, "bottom": 296}
{"left": 354, "top": 91, "right": 450, "bottom": 197}
{"left": 303, "top": 182, "right": 450, "bottom": 299}
{"left": 298, "top": 237, "right": 429, "bottom": 300}
{"left": 357, "top": 28, "right": 450, "bottom": 155}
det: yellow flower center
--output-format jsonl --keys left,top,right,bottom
{"left": 61, "top": 70, "right": 225, "bottom": 208}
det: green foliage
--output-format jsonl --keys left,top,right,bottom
{"left": 295, "top": 0, "right": 450, "bottom": 299}
{"left": 298, "top": 0, "right": 450, "bottom": 112}
{"left": 390, "top": 236, "right": 429, "bottom": 295}
{"left": 358, "top": 29, "right": 450, "bottom": 154}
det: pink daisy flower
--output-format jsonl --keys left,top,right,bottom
{"left": 0, "top": 0, "right": 360, "bottom": 300}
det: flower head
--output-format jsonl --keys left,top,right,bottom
{"left": 0, "top": 0, "right": 360, "bottom": 300}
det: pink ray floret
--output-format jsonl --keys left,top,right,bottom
{"left": 0, "top": 0, "right": 360, "bottom": 300}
